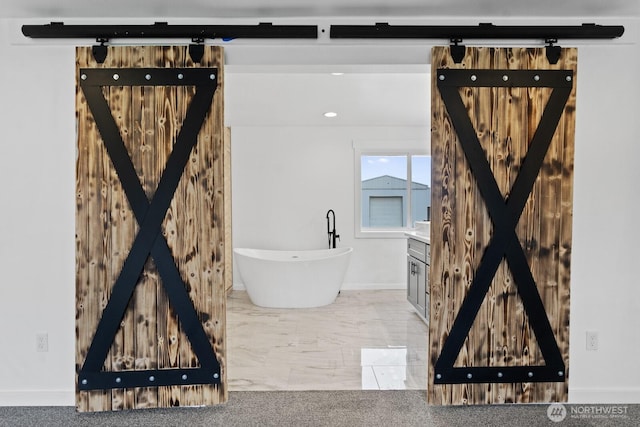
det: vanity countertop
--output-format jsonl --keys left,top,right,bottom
{"left": 405, "top": 231, "right": 430, "bottom": 244}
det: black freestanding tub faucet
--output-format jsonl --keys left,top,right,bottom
{"left": 326, "top": 209, "right": 340, "bottom": 249}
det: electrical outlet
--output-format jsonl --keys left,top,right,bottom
{"left": 36, "top": 333, "right": 49, "bottom": 352}
{"left": 586, "top": 331, "right": 598, "bottom": 351}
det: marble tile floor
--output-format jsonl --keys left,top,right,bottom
{"left": 227, "top": 289, "right": 429, "bottom": 391}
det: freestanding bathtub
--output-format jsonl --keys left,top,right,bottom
{"left": 233, "top": 247, "right": 353, "bottom": 308}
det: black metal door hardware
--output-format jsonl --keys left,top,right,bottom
{"left": 78, "top": 68, "right": 220, "bottom": 391}
{"left": 22, "top": 21, "right": 623, "bottom": 41}
{"left": 433, "top": 69, "right": 573, "bottom": 384}
{"left": 330, "top": 23, "right": 623, "bottom": 40}
{"left": 22, "top": 22, "right": 319, "bottom": 39}
{"left": 21, "top": 21, "right": 623, "bottom": 65}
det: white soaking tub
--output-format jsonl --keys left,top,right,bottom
{"left": 233, "top": 247, "right": 353, "bottom": 308}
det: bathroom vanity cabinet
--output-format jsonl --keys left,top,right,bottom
{"left": 406, "top": 236, "right": 429, "bottom": 323}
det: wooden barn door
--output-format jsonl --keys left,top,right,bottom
{"left": 75, "top": 46, "right": 227, "bottom": 411}
{"left": 429, "top": 46, "right": 576, "bottom": 405}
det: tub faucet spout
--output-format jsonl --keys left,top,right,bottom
{"left": 326, "top": 209, "right": 339, "bottom": 249}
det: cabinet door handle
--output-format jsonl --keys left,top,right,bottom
{"left": 410, "top": 262, "right": 415, "bottom": 275}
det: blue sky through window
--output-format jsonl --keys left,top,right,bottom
{"left": 412, "top": 156, "right": 430, "bottom": 186}
{"left": 361, "top": 155, "right": 431, "bottom": 186}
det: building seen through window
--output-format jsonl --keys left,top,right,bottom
{"left": 360, "top": 155, "right": 430, "bottom": 230}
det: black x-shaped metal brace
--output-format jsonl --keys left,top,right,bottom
{"left": 434, "top": 69, "right": 573, "bottom": 384}
{"left": 78, "top": 68, "right": 220, "bottom": 391}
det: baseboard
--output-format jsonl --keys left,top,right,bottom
{"left": 232, "top": 282, "right": 405, "bottom": 291}
{"left": 570, "top": 387, "right": 640, "bottom": 404}
{"left": 0, "top": 390, "right": 74, "bottom": 406}
{"left": 3, "top": 386, "right": 637, "bottom": 406}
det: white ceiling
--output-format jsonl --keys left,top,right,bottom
{"left": 6, "top": 1, "right": 636, "bottom": 128}
{"left": 1, "top": 0, "right": 638, "bottom": 19}
{"left": 225, "top": 71, "right": 430, "bottom": 127}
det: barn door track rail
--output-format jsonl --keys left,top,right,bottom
{"left": 22, "top": 21, "right": 623, "bottom": 64}
{"left": 21, "top": 21, "right": 623, "bottom": 40}
{"left": 22, "top": 22, "right": 319, "bottom": 62}
{"left": 331, "top": 23, "right": 623, "bottom": 63}
{"left": 329, "top": 22, "right": 623, "bottom": 39}
{"left": 22, "top": 21, "right": 319, "bottom": 39}
{"left": 433, "top": 69, "right": 573, "bottom": 384}
{"left": 78, "top": 68, "right": 220, "bottom": 391}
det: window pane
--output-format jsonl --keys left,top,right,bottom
{"left": 369, "top": 196, "right": 403, "bottom": 227}
{"left": 411, "top": 155, "right": 431, "bottom": 226}
{"left": 361, "top": 155, "right": 407, "bottom": 228}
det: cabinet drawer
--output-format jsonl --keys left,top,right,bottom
{"left": 407, "top": 238, "right": 429, "bottom": 264}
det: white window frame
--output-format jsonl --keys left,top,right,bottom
{"left": 354, "top": 140, "right": 429, "bottom": 238}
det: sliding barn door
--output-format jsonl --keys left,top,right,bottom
{"left": 429, "top": 46, "right": 576, "bottom": 405}
{"left": 75, "top": 46, "right": 227, "bottom": 411}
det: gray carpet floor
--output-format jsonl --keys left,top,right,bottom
{"left": 0, "top": 391, "right": 638, "bottom": 426}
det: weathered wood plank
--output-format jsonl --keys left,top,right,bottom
{"left": 88, "top": 79, "right": 111, "bottom": 413}
{"left": 556, "top": 48, "right": 576, "bottom": 403}
{"left": 204, "top": 46, "right": 227, "bottom": 402}
{"left": 429, "top": 46, "right": 457, "bottom": 405}
{"left": 224, "top": 127, "right": 233, "bottom": 294}
{"left": 429, "top": 47, "right": 576, "bottom": 405}
{"left": 107, "top": 80, "right": 129, "bottom": 411}
{"left": 473, "top": 48, "right": 498, "bottom": 405}
{"left": 132, "top": 49, "right": 159, "bottom": 408}
{"left": 76, "top": 45, "right": 227, "bottom": 412}
{"left": 178, "top": 81, "right": 204, "bottom": 407}
{"left": 121, "top": 47, "right": 142, "bottom": 410}
{"left": 158, "top": 48, "right": 190, "bottom": 408}
{"left": 524, "top": 48, "right": 550, "bottom": 403}
{"left": 156, "top": 77, "right": 182, "bottom": 408}
{"left": 75, "top": 46, "right": 92, "bottom": 412}
{"left": 76, "top": 46, "right": 112, "bottom": 412}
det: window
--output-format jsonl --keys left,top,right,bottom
{"left": 354, "top": 141, "right": 430, "bottom": 238}
{"left": 369, "top": 196, "right": 403, "bottom": 227}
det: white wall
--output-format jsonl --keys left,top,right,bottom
{"left": 0, "top": 17, "right": 639, "bottom": 405}
{"left": 0, "top": 24, "right": 76, "bottom": 405}
{"left": 230, "top": 126, "right": 428, "bottom": 289}
{"left": 568, "top": 33, "right": 640, "bottom": 402}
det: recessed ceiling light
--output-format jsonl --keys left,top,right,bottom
{"left": 331, "top": 72, "right": 344, "bottom": 76}
{"left": 324, "top": 112, "right": 338, "bottom": 118}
